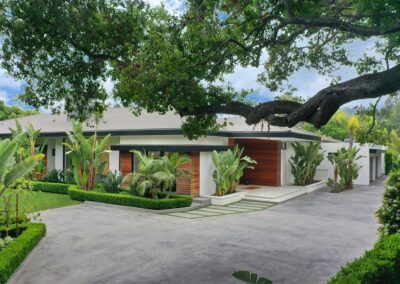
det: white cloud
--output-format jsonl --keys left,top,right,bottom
{"left": 0, "top": 69, "right": 23, "bottom": 89}
{"left": 0, "top": 90, "right": 11, "bottom": 104}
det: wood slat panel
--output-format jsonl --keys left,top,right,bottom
{"left": 120, "top": 151, "right": 133, "bottom": 176}
{"left": 234, "top": 139, "right": 281, "bottom": 186}
{"left": 176, "top": 153, "right": 200, "bottom": 197}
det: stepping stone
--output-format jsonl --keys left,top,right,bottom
{"left": 188, "top": 210, "right": 221, "bottom": 217}
{"left": 198, "top": 208, "right": 234, "bottom": 214}
{"left": 240, "top": 201, "right": 274, "bottom": 207}
{"left": 228, "top": 204, "right": 265, "bottom": 210}
{"left": 223, "top": 206, "right": 254, "bottom": 212}
{"left": 167, "top": 212, "right": 203, "bottom": 219}
{"left": 208, "top": 206, "right": 241, "bottom": 212}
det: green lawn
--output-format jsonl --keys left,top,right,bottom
{"left": 1, "top": 191, "right": 81, "bottom": 213}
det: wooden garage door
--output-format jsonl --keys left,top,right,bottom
{"left": 235, "top": 139, "right": 281, "bottom": 186}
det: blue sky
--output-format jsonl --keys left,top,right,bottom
{"left": 0, "top": 0, "right": 385, "bottom": 111}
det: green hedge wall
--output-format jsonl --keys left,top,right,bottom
{"left": 0, "top": 223, "right": 46, "bottom": 284}
{"left": 31, "top": 181, "right": 70, "bottom": 194}
{"left": 68, "top": 187, "right": 192, "bottom": 210}
{"left": 329, "top": 233, "right": 400, "bottom": 284}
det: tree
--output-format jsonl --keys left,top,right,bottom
{"left": 0, "top": 101, "right": 37, "bottom": 121}
{"left": 1, "top": 1, "right": 400, "bottom": 138}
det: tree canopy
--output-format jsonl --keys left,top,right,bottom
{"left": 1, "top": 0, "right": 400, "bottom": 138}
{"left": 0, "top": 100, "right": 37, "bottom": 121}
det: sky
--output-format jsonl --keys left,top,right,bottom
{"left": 0, "top": 0, "right": 386, "bottom": 111}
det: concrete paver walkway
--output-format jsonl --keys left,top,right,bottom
{"left": 166, "top": 200, "right": 275, "bottom": 218}
{"left": 8, "top": 178, "right": 386, "bottom": 284}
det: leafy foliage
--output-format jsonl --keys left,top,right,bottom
{"left": 327, "top": 147, "right": 362, "bottom": 192}
{"left": 0, "top": 101, "right": 37, "bottom": 121}
{"left": 232, "top": 271, "right": 272, "bottom": 284}
{"left": 68, "top": 186, "right": 192, "bottom": 210}
{"left": 377, "top": 171, "right": 400, "bottom": 236}
{"left": 0, "top": 136, "right": 44, "bottom": 197}
{"left": 123, "top": 151, "right": 191, "bottom": 199}
{"left": 1, "top": 1, "right": 400, "bottom": 136}
{"left": 289, "top": 142, "right": 323, "bottom": 186}
{"left": 31, "top": 181, "right": 70, "bottom": 195}
{"left": 0, "top": 223, "right": 46, "bottom": 284}
{"left": 212, "top": 145, "right": 256, "bottom": 196}
{"left": 64, "top": 121, "right": 110, "bottom": 190}
{"left": 100, "top": 171, "right": 122, "bottom": 193}
{"left": 9, "top": 120, "right": 47, "bottom": 180}
{"left": 385, "top": 153, "right": 394, "bottom": 175}
{"left": 328, "top": 233, "right": 400, "bottom": 284}
{"left": 303, "top": 111, "right": 389, "bottom": 145}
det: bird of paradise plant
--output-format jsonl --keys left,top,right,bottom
{"left": 64, "top": 121, "right": 110, "bottom": 190}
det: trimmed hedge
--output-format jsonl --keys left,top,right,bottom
{"left": 68, "top": 186, "right": 192, "bottom": 210}
{"left": 31, "top": 181, "right": 70, "bottom": 194}
{"left": 0, "top": 223, "right": 46, "bottom": 284}
{"left": 329, "top": 233, "right": 400, "bottom": 284}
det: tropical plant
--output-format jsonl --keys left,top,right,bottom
{"left": 123, "top": 151, "right": 192, "bottom": 199}
{"left": 289, "top": 142, "right": 324, "bottom": 186}
{"left": 101, "top": 171, "right": 122, "bottom": 193}
{"left": 42, "top": 169, "right": 62, "bottom": 183}
{"left": 64, "top": 121, "right": 110, "bottom": 190}
{"left": 122, "top": 151, "right": 159, "bottom": 198}
{"left": 0, "top": 136, "right": 44, "bottom": 197}
{"left": 327, "top": 147, "right": 362, "bottom": 192}
{"left": 232, "top": 271, "right": 272, "bottom": 284}
{"left": 9, "top": 120, "right": 47, "bottom": 180}
{"left": 212, "top": 145, "right": 256, "bottom": 196}
{"left": 153, "top": 153, "right": 191, "bottom": 198}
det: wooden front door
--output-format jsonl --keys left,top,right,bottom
{"left": 235, "top": 139, "right": 281, "bottom": 186}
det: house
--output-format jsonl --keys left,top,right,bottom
{"left": 0, "top": 108, "right": 321, "bottom": 197}
{"left": 316, "top": 137, "right": 386, "bottom": 185}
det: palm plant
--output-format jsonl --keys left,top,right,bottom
{"left": 122, "top": 151, "right": 192, "bottom": 199}
{"left": 64, "top": 121, "right": 110, "bottom": 190}
{"left": 289, "top": 142, "right": 324, "bottom": 186}
{"left": 153, "top": 153, "right": 191, "bottom": 198}
{"left": 122, "top": 151, "right": 159, "bottom": 198}
{"left": 212, "top": 145, "right": 256, "bottom": 196}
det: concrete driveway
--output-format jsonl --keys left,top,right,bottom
{"left": 9, "top": 178, "right": 385, "bottom": 284}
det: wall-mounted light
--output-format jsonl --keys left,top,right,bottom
{"left": 52, "top": 148, "right": 55, "bottom": 157}
{"left": 281, "top": 142, "right": 287, "bottom": 150}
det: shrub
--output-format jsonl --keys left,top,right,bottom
{"left": 68, "top": 186, "right": 192, "bottom": 210}
{"left": 0, "top": 223, "right": 46, "bottom": 284}
{"left": 385, "top": 153, "right": 393, "bottom": 175}
{"left": 31, "top": 181, "right": 70, "bottom": 194}
{"left": 101, "top": 171, "right": 122, "bottom": 193}
{"left": 376, "top": 170, "right": 400, "bottom": 236}
{"left": 42, "top": 169, "right": 62, "bottom": 183}
{"left": 328, "top": 233, "right": 400, "bottom": 284}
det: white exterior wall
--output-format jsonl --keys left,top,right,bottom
{"left": 199, "top": 152, "right": 216, "bottom": 196}
{"left": 54, "top": 138, "right": 64, "bottom": 170}
{"left": 46, "top": 138, "right": 56, "bottom": 171}
{"left": 120, "top": 135, "right": 227, "bottom": 146}
{"left": 280, "top": 142, "right": 296, "bottom": 185}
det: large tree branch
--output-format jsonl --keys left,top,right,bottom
{"left": 180, "top": 64, "right": 400, "bottom": 128}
